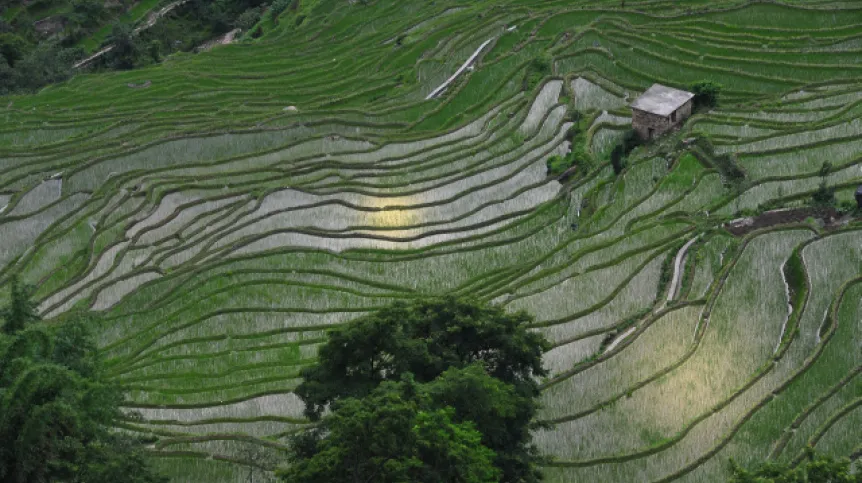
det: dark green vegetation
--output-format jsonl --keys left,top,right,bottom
{"left": 0, "top": 0, "right": 861, "bottom": 481}
{"left": 284, "top": 374, "right": 502, "bottom": 483}
{"left": 281, "top": 300, "right": 547, "bottom": 482}
{"left": 0, "top": 0, "right": 281, "bottom": 93}
{"left": 730, "top": 450, "right": 862, "bottom": 483}
{"left": 0, "top": 286, "right": 165, "bottom": 482}
{"left": 96, "top": 0, "right": 276, "bottom": 71}
{"left": 288, "top": 297, "right": 548, "bottom": 483}
{"left": 0, "top": 277, "right": 39, "bottom": 335}
{"left": 691, "top": 81, "right": 722, "bottom": 110}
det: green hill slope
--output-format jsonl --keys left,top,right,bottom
{"left": 1, "top": 1, "right": 861, "bottom": 481}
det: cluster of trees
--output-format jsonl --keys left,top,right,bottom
{"left": 0, "top": 0, "right": 296, "bottom": 93}
{"left": 97, "top": 0, "right": 292, "bottom": 71}
{"left": 279, "top": 297, "right": 551, "bottom": 483}
{"left": 0, "top": 277, "right": 165, "bottom": 482}
{"left": 0, "top": 0, "right": 122, "bottom": 93}
{"left": 0, "top": 30, "right": 84, "bottom": 94}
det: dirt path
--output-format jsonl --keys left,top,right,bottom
{"left": 196, "top": 28, "right": 241, "bottom": 52}
{"left": 603, "top": 326, "right": 637, "bottom": 354}
{"left": 666, "top": 235, "right": 699, "bottom": 303}
{"left": 425, "top": 38, "right": 493, "bottom": 100}
{"left": 73, "top": 0, "right": 191, "bottom": 69}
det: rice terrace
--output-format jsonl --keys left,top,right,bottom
{"left": 1, "top": 0, "right": 862, "bottom": 481}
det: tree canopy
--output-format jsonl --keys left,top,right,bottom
{"left": 288, "top": 297, "right": 550, "bottom": 483}
{"left": 0, "top": 283, "right": 165, "bottom": 483}
{"left": 282, "top": 372, "right": 501, "bottom": 483}
{"left": 0, "top": 276, "right": 40, "bottom": 335}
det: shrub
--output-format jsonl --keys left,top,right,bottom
{"left": 236, "top": 7, "right": 262, "bottom": 31}
{"left": 546, "top": 155, "right": 569, "bottom": 176}
{"left": 837, "top": 199, "right": 856, "bottom": 214}
{"left": 0, "top": 33, "right": 28, "bottom": 67}
{"left": 106, "top": 22, "right": 140, "bottom": 69}
{"left": 811, "top": 180, "right": 836, "bottom": 208}
{"left": 691, "top": 80, "right": 722, "bottom": 108}
{"left": 269, "top": 0, "right": 292, "bottom": 21}
{"left": 692, "top": 134, "right": 745, "bottom": 186}
{"left": 69, "top": 0, "right": 105, "bottom": 29}
{"left": 523, "top": 53, "right": 552, "bottom": 91}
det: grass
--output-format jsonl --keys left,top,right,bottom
{"left": 1, "top": 0, "right": 862, "bottom": 480}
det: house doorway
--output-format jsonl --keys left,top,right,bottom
{"left": 648, "top": 128, "right": 654, "bottom": 139}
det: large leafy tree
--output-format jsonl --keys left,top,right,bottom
{"left": 292, "top": 297, "right": 550, "bottom": 482}
{"left": 296, "top": 296, "right": 548, "bottom": 417}
{"left": 0, "top": 283, "right": 165, "bottom": 483}
{"left": 281, "top": 373, "right": 500, "bottom": 483}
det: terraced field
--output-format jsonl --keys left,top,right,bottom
{"left": 1, "top": 0, "right": 861, "bottom": 481}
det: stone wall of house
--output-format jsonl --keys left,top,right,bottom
{"left": 676, "top": 99, "right": 693, "bottom": 124}
{"left": 632, "top": 109, "right": 669, "bottom": 140}
{"left": 632, "top": 99, "right": 693, "bottom": 140}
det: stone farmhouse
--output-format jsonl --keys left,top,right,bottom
{"left": 630, "top": 84, "right": 694, "bottom": 140}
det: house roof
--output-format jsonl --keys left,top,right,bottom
{"left": 630, "top": 84, "right": 695, "bottom": 117}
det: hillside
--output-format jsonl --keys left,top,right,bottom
{"left": 0, "top": 0, "right": 274, "bottom": 93}
{"left": 1, "top": 0, "right": 862, "bottom": 481}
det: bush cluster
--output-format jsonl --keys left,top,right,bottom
{"left": 691, "top": 80, "right": 722, "bottom": 109}
{"left": 523, "top": 53, "right": 552, "bottom": 92}
{"left": 547, "top": 121, "right": 593, "bottom": 177}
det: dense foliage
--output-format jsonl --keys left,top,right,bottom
{"left": 289, "top": 297, "right": 550, "bottom": 483}
{"left": 730, "top": 451, "right": 862, "bottom": 482}
{"left": 282, "top": 371, "right": 502, "bottom": 483}
{"left": 691, "top": 80, "right": 722, "bottom": 108}
{"left": 0, "top": 40, "right": 82, "bottom": 94}
{"left": 0, "top": 0, "right": 286, "bottom": 92}
{"left": 547, "top": 121, "right": 593, "bottom": 177}
{"left": 0, "top": 277, "right": 40, "bottom": 335}
{"left": 0, "top": 283, "right": 165, "bottom": 483}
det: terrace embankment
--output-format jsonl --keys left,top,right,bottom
{"left": 725, "top": 207, "right": 846, "bottom": 236}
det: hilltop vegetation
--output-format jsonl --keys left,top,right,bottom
{"left": 0, "top": 0, "right": 291, "bottom": 93}
{"left": 0, "top": 0, "right": 861, "bottom": 481}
